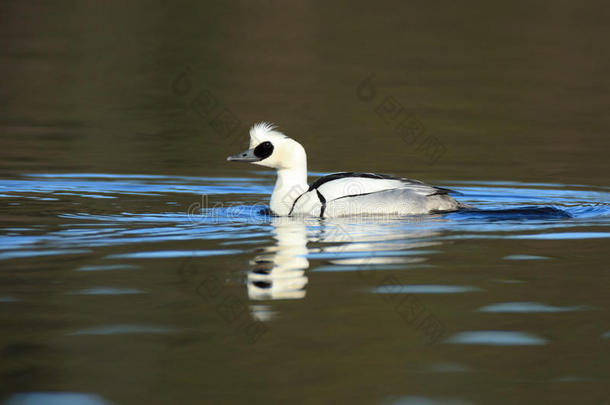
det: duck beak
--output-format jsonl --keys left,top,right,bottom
{"left": 227, "top": 148, "right": 261, "bottom": 162}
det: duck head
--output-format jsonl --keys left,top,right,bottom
{"left": 227, "top": 122, "right": 306, "bottom": 170}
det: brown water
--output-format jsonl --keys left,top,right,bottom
{"left": 1, "top": 2, "right": 610, "bottom": 404}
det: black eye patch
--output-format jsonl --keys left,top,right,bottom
{"left": 253, "top": 141, "right": 274, "bottom": 160}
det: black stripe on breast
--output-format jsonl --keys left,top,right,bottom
{"left": 316, "top": 189, "right": 326, "bottom": 218}
{"left": 288, "top": 193, "right": 304, "bottom": 216}
{"left": 308, "top": 172, "right": 402, "bottom": 191}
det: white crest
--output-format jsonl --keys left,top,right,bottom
{"left": 249, "top": 122, "right": 287, "bottom": 148}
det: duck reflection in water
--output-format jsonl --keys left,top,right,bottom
{"left": 247, "top": 215, "right": 444, "bottom": 321}
{"left": 248, "top": 217, "right": 309, "bottom": 301}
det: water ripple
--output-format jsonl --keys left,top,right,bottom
{"left": 446, "top": 331, "right": 548, "bottom": 346}
{"left": 477, "top": 302, "right": 590, "bottom": 313}
{"left": 3, "top": 392, "right": 114, "bottom": 405}
{"left": 107, "top": 249, "right": 241, "bottom": 259}
{"left": 69, "top": 324, "right": 176, "bottom": 335}
{"left": 372, "top": 285, "right": 482, "bottom": 294}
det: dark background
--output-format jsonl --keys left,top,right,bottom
{"left": 2, "top": 1, "right": 608, "bottom": 185}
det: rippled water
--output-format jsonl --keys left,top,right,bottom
{"left": 2, "top": 173, "right": 610, "bottom": 403}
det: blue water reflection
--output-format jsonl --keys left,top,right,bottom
{"left": 3, "top": 392, "right": 113, "bottom": 405}
{"left": 477, "top": 302, "right": 589, "bottom": 313}
{"left": 446, "top": 331, "right": 548, "bottom": 346}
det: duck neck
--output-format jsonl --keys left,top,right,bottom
{"left": 270, "top": 165, "right": 308, "bottom": 216}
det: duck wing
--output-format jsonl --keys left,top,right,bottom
{"left": 323, "top": 187, "right": 461, "bottom": 217}
{"left": 311, "top": 172, "right": 452, "bottom": 202}
{"left": 289, "top": 172, "right": 456, "bottom": 217}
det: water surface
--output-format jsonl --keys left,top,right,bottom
{"left": 1, "top": 173, "right": 609, "bottom": 404}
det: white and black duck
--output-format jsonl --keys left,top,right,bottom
{"left": 227, "top": 122, "right": 467, "bottom": 217}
